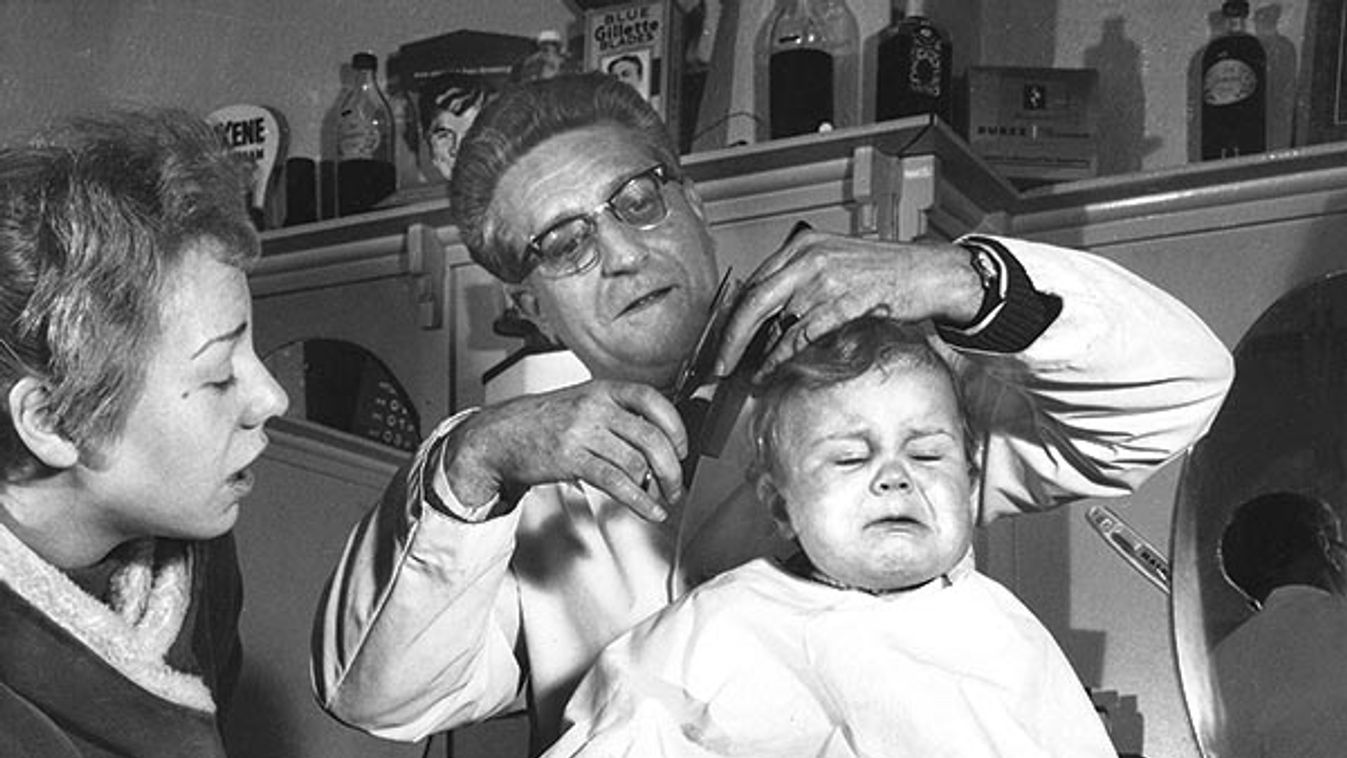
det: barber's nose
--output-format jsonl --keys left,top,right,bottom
{"left": 872, "top": 460, "right": 913, "bottom": 495}
{"left": 595, "top": 214, "right": 651, "bottom": 274}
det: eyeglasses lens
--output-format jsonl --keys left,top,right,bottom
{"left": 531, "top": 167, "right": 670, "bottom": 278}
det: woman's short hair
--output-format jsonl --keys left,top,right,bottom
{"left": 448, "top": 72, "right": 680, "bottom": 284}
{"left": 0, "top": 107, "right": 256, "bottom": 480}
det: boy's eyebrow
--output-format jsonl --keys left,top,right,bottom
{"left": 191, "top": 321, "right": 247, "bottom": 360}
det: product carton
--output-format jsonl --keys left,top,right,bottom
{"left": 965, "top": 66, "right": 1099, "bottom": 187}
{"left": 582, "top": 1, "right": 683, "bottom": 139}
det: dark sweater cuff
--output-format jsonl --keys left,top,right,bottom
{"left": 935, "top": 235, "right": 1062, "bottom": 353}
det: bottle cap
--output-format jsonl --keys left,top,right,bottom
{"left": 538, "top": 29, "right": 562, "bottom": 44}
{"left": 351, "top": 52, "right": 378, "bottom": 70}
{"left": 1222, "top": 0, "right": 1249, "bottom": 17}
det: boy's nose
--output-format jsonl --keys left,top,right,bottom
{"left": 872, "top": 460, "right": 913, "bottom": 495}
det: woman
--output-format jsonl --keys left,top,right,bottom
{"left": 0, "top": 108, "right": 288, "bottom": 757}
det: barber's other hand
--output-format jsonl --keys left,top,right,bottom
{"left": 715, "top": 228, "right": 982, "bottom": 380}
{"left": 442, "top": 380, "right": 687, "bottom": 522}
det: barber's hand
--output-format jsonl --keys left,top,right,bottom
{"left": 715, "top": 228, "right": 981, "bottom": 380}
{"left": 442, "top": 380, "right": 688, "bottom": 522}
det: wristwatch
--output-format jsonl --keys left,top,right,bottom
{"left": 964, "top": 242, "right": 1003, "bottom": 324}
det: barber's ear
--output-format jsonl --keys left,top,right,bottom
{"left": 680, "top": 179, "right": 708, "bottom": 224}
{"left": 505, "top": 284, "right": 555, "bottom": 339}
{"left": 7, "top": 378, "right": 79, "bottom": 469}
{"left": 755, "top": 476, "right": 796, "bottom": 540}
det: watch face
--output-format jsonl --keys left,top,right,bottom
{"left": 971, "top": 248, "right": 1000, "bottom": 290}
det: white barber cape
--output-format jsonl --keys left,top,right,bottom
{"left": 546, "top": 556, "right": 1117, "bottom": 758}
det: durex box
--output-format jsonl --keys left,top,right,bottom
{"left": 582, "top": 1, "right": 682, "bottom": 139}
{"left": 965, "top": 67, "right": 1099, "bottom": 187}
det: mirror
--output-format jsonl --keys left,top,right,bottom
{"left": 1173, "top": 272, "right": 1347, "bottom": 756}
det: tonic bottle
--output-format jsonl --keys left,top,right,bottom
{"left": 335, "top": 52, "right": 397, "bottom": 215}
{"left": 756, "top": 0, "right": 860, "bottom": 140}
{"left": 1200, "top": 0, "right": 1265, "bottom": 160}
{"left": 876, "top": 0, "right": 952, "bottom": 123}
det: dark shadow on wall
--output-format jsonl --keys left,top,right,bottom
{"left": 1084, "top": 16, "right": 1163, "bottom": 175}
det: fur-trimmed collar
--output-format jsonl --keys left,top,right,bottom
{"left": 0, "top": 522, "right": 215, "bottom": 712}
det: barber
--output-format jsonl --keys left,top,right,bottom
{"left": 311, "top": 72, "right": 1233, "bottom": 752}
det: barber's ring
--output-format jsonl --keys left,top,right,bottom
{"left": 777, "top": 312, "right": 800, "bottom": 331}
{"left": 640, "top": 471, "right": 653, "bottom": 489}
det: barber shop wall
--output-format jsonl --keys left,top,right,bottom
{"left": 0, "top": 1, "right": 1315, "bottom": 176}
{"left": 0, "top": 0, "right": 577, "bottom": 159}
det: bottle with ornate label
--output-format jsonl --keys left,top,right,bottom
{"left": 335, "top": 52, "right": 396, "bottom": 215}
{"left": 876, "top": 0, "right": 952, "bottom": 124}
{"left": 755, "top": 0, "right": 860, "bottom": 140}
{"left": 1200, "top": 0, "right": 1265, "bottom": 160}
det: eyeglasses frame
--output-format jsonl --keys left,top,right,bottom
{"left": 519, "top": 162, "right": 678, "bottom": 281}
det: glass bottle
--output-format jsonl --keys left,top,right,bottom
{"left": 335, "top": 52, "right": 397, "bottom": 215}
{"left": 755, "top": 0, "right": 860, "bottom": 140}
{"left": 1200, "top": 0, "right": 1265, "bottom": 161}
{"left": 512, "top": 30, "right": 578, "bottom": 83}
{"left": 876, "top": 0, "right": 952, "bottom": 124}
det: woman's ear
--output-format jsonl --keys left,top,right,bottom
{"left": 755, "top": 475, "right": 796, "bottom": 540}
{"left": 7, "top": 377, "right": 79, "bottom": 469}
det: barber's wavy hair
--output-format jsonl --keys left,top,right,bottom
{"left": 748, "top": 314, "right": 978, "bottom": 486}
{"left": 448, "top": 72, "right": 680, "bottom": 284}
{"left": 0, "top": 107, "right": 257, "bottom": 481}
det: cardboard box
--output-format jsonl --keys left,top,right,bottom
{"left": 965, "top": 67, "right": 1099, "bottom": 186}
{"left": 386, "top": 30, "right": 536, "bottom": 189}
{"left": 582, "top": 1, "right": 683, "bottom": 137}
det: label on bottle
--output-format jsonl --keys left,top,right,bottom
{"left": 338, "top": 107, "right": 382, "bottom": 159}
{"left": 1203, "top": 59, "right": 1257, "bottom": 106}
{"left": 908, "top": 27, "right": 944, "bottom": 98}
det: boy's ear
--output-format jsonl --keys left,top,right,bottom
{"left": 755, "top": 475, "right": 796, "bottom": 540}
{"left": 968, "top": 442, "right": 985, "bottom": 522}
{"left": 7, "top": 377, "right": 79, "bottom": 469}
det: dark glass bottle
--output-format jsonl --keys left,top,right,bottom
{"left": 1200, "top": 0, "right": 1265, "bottom": 160}
{"left": 756, "top": 0, "right": 859, "bottom": 140}
{"left": 335, "top": 52, "right": 397, "bottom": 215}
{"left": 876, "top": 0, "right": 952, "bottom": 124}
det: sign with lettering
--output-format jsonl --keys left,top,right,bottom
{"left": 583, "top": 1, "right": 681, "bottom": 135}
{"left": 207, "top": 104, "right": 287, "bottom": 227}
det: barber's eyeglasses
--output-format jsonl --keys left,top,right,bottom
{"left": 521, "top": 163, "right": 676, "bottom": 280}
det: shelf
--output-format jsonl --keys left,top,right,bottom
{"left": 259, "top": 121, "right": 1347, "bottom": 264}
{"left": 259, "top": 117, "right": 1017, "bottom": 258}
